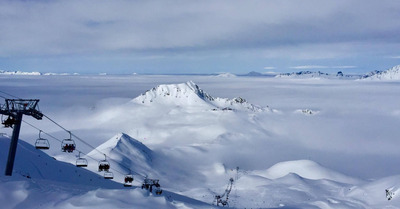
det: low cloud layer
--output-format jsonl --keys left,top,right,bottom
{"left": 1, "top": 0, "right": 399, "bottom": 73}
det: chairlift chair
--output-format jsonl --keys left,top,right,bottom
{"left": 98, "top": 154, "right": 110, "bottom": 172}
{"left": 124, "top": 174, "right": 134, "bottom": 187}
{"left": 141, "top": 178, "right": 162, "bottom": 195}
{"left": 104, "top": 171, "right": 114, "bottom": 179}
{"left": 76, "top": 152, "right": 88, "bottom": 167}
{"left": 61, "top": 131, "right": 75, "bottom": 153}
{"left": 2, "top": 115, "right": 16, "bottom": 128}
{"left": 35, "top": 131, "right": 50, "bottom": 150}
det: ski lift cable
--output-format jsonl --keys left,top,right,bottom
{"left": 0, "top": 90, "right": 22, "bottom": 99}
{"left": 26, "top": 116, "right": 146, "bottom": 178}
{"left": 22, "top": 119, "right": 130, "bottom": 176}
{"left": 1, "top": 90, "right": 146, "bottom": 178}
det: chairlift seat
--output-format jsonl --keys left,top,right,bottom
{"left": 76, "top": 158, "right": 88, "bottom": 167}
{"left": 61, "top": 139, "right": 76, "bottom": 153}
{"left": 124, "top": 175, "right": 134, "bottom": 183}
{"left": 98, "top": 160, "right": 110, "bottom": 172}
{"left": 35, "top": 138, "right": 50, "bottom": 150}
{"left": 104, "top": 171, "right": 114, "bottom": 179}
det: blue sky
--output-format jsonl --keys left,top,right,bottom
{"left": 0, "top": 0, "right": 400, "bottom": 74}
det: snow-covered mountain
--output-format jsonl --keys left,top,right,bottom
{"left": 215, "top": 72, "right": 237, "bottom": 77}
{"left": 361, "top": 65, "right": 400, "bottom": 80}
{"left": 87, "top": 133, "right": 153, "bottom": 179}
{"left": 0, "top": 70, "right": 41, "bottom": 75}
{"left": 275, "top": 71, "right": 357, "bottom": 79}
{"left": 132, "top": 81, "right": 269, "bottom": 112}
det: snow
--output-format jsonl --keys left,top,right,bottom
{"left": 132, "top": 81, "right": 270, "bottom": 112}
{"left": 0, "top": 70, "right": 41, "bottom": 75}
{"left": 216, "top": 73, "right": 237, "bottom": 77}
{"left": 1, "top": 73, "right": 400, "bottom": 208}
{"left": 361, "top": 65, "right": 400, "bottom": 80}
{"left": 253, "top": 160, "right": 362, "bottom": 184}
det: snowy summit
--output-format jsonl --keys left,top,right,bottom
{"left": 132, "top": 81, "right": 269, "bottom": 112}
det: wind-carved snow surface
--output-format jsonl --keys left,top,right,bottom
{"left": 361, "top": 65, "right": 400, "bottom": 80}
{"left": 132, "top": 81, "right": 270, "bottom": 112}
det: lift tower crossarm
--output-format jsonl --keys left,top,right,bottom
{"left": 0, "top": 99, "right": 43, "bottom": 119}
{"left": 0, "top": 99, "right": 43, "bottom": 176}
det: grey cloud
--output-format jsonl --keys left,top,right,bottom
{"left": 0, "top": 0, "right": 399, "bottom": 60}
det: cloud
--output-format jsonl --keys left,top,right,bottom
{"left": 0, "top": 0, "right": 399, "bottom": 57}
{"left": 290, "top": 65, "right": 329, "bottom": 69}
{"left": 263, "top": 67, "right": 276, "bottom": 70}
{"left": 0, "top": 0, "right": 398, "bottom": 73}
{"left": 290, "top": 65, "right": 357, "bottom": 70}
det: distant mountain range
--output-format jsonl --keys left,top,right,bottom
{"left": 2, "top": 64, "right": 400, "bottom": 80}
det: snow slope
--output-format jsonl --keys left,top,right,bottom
{"left": 361, "top": 65, "right": 400, "bottom": 80}
{"left": 0, "top": 135, "right": 217, "bottom": 209}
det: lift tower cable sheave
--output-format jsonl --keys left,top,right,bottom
{"left": 0, "top": 99, "right": 43, "bottom": 176}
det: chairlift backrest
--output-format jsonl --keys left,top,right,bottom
{"left": 61, "top": 139, "right": 76, "bottom": 152}
{"left": 104, "top": 171, "right": 114, "bottom": 179}
{"left": 76, "top": 158, "right": 88, "bottom": 167}
{"left": 35, "top": 138, "right": 50, "bottom": 150}
{"left": 98, "top": 160, "right": 110, "bottom": 172}
{"left": 125, "top": 175, "right": 134, "bottom": 183}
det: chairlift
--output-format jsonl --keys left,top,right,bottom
{"left": 98, "top": 154, "right": 110, "bottom": 172}
{"left": 61, "top": 131, "right": 75, "bottom": 153}
{"left": 2, "top": 115, "right": 16, "bottom": 128}
{"left": 76, "top": 152, "right": 88, "bottom": 167}
{"left": 35, "top": 130, "right": 50, "bottom": 150}
{"left": 124, "top": 174, "right": 134, "bottom": 187}
{"left": 104, "top": 171, "right": 114, "bottom": 179}
{"left": 141, "top": 178, "right": 162, "bottom": 195}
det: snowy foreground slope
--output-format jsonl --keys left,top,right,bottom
{"left": 0, "top": 134, "right": 215, "bottom": 209}
{"left": 2, "top": 76, "right": 400, "bottom": 208}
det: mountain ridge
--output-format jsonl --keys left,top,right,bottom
{"left": 132, "top": 81, "right": 269, "bottom": 112}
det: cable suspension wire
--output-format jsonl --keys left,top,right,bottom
{"left": 36, "top": 115, "right": 146, "bottom": 178}
{"left": 0, "top": 90, "right": 22, "bottom": 99}
{"left": 22, "top": 119, "right": 130, "bottom": 177}
{"left": 1, "top": 90, "right": 148, "bottom": 179}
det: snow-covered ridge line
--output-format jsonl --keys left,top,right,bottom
{"left": 0, "top": 70, "right": 41, "bottom": 75}
{"left": 275, "top": 70, "right": 357, "bottom": 79}
{"left": 0, "top": 70, "right": 80, "bottom": 76}
{"left": 132, "top": 81, "right": 270, "bottom": 112}
{"left": 360, "top": 65, "right": 400, "bottom": 80}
